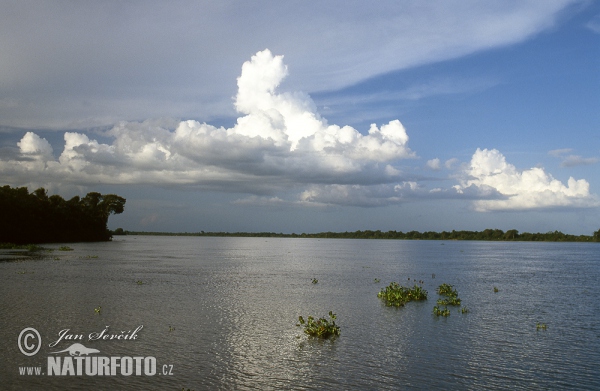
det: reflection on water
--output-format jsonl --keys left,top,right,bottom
{"left": 1, "top": 237, "right": 599, "bottom": 390}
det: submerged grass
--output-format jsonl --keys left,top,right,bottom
{"left": 0, "top": 243, "right": 48, "bottom": 251}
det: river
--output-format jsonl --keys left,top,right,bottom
{"left": 1, "top": 236, "right": 599, "bottom": 390}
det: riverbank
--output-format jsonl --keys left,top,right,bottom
{"left": 121, "top": 228, "right": 600, "bottom": 242}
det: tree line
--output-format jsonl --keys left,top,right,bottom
{"left": 125, "top": 228, "right": 600, "bottom": 242}
{"left": 0, "top": 185, "right": 126, "bottom": 244}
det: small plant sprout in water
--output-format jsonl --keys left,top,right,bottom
{"left": 94, "top": 306, "right": 102, "bottom": 315}
{"left": 169, "top": 326, "right": 175, "bottom": 332}
{"left": 297, "top": 311, "right": 340, "bottom": 339}
{"left": 374, "top": 278, "right": 380, "bottom": 283}
{"left": 460, "top": 307, "right": 470, "bottom": 314}
{"left": 494, "top": 286, "right": 499, "bottom": 293}
{"left": 536, "top": 322, "right": 548, "bottom": 330}
{"left": 377, "top": 282, "right": 428, "bottom": 307}
{"left": 312, "top": 278, "right": 318, "bottom": 284}
{"left": 136, "top": 280, "right": 144, "bottom": 285}
{"left": 58, "top": 246, "right": 74, "bottom": 251}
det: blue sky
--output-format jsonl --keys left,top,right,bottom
{"left": 1, "top": 1, "right": 599, "bottom": 235}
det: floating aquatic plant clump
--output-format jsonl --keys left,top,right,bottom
{"left": 297, "top": 311, "right": 340, "bottom": 339}
{"left": 434, "top": 283, "right": 469, "bottom": 315}
{"left": 377, "top": 282, "right": 428, "bottom": 307}
{"left": 436, "top": 283, "right": 458, "bottom": 297}
{"left": 437, "top": 297, "right": 461, "bottom": 306}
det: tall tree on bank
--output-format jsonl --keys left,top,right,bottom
{"left": 0, "top": 185, "right": 126, "bottom": 244}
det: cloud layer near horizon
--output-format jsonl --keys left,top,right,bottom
{"left": 1, "top": 50, "right": 597, "bottom": 212}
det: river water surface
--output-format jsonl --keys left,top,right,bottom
{"left": 1, "top": 236, "right": 599, "bottom": 390}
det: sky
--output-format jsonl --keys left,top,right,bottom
{"left": 1, "top": 0, "right": 599, "bottom": 235}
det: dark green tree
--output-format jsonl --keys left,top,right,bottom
{"left": 0, "top": 185, "right": 126, "bottom": 244}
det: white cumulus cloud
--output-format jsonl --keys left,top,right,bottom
{"left": 1, "top": 50, "right": 415, "bottom": 203}
{"left": 456, "top": 148, "right": 599, "bottom": 211}
{"left": 426, "top": 158, "right": 441, "bottom": 170}
{"left": 18, "top": 132, "right": 53, "bottom": 158}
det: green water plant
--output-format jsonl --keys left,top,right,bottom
{"left": 536, "top": 322, "right": 547, "bottom": 330}
{"left": 311, "top": 278, "right": 318, "bottom": 284}
{"left": 58, "top": 246, "right": 74, "bottom": 251}
{"left": 374, "top": 278, "right": 380, "bottom": 283}
{"left": 436, "top": 283, "right": 458, "bottom": 297}
{"left": 297, "top": 311, "right": 340, "bottom": 339}
{"left": 94, "top": 306, "right": 102, "bottom": 315}
{"left": 435, "top": 282, "right": 469, "bottom": 314}
{"left": 136, "top": 280, "right": 144, "bottom": 285}
{"left": 494, "top": 286, "right": 499, "bottom": 293}
{"left": 433, "top": 306, "right": 450, "bottom": 317}
{"left": 437, "top": 297, "right": 461, "bottom": 306}
{"left": 377, "top": 282, "right": 428, "bottom": 307}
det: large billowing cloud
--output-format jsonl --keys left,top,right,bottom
{"left": 3, "top": 51, "right": 597, "bottom": 211}
{"left": 455, "top": 148, "right": 599, "bottom": 211}
{"left": 1, "top": 50, "right": 415, "bottom": 199}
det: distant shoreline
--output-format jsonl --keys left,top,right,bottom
{"left": 119, "top": 229, "right": 600, "bottom": 243}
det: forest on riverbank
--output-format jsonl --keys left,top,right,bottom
{"left": 124, "top": 228, "right": 600, "bottom": 242}
{"left": 2, "top": 184, "right": 598, "bottom": 244}
{"left": 0, "top": 185, "right": 126, "bottom": 244}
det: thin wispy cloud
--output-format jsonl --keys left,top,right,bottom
{"left": 0, "top": 0, "right": 580, "bottom": 130}
{"left": 549, "top": 148, "right": 599, "bottom": 167}
{"left": 585, "top": 13, "right": 600, "bottom": 33}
